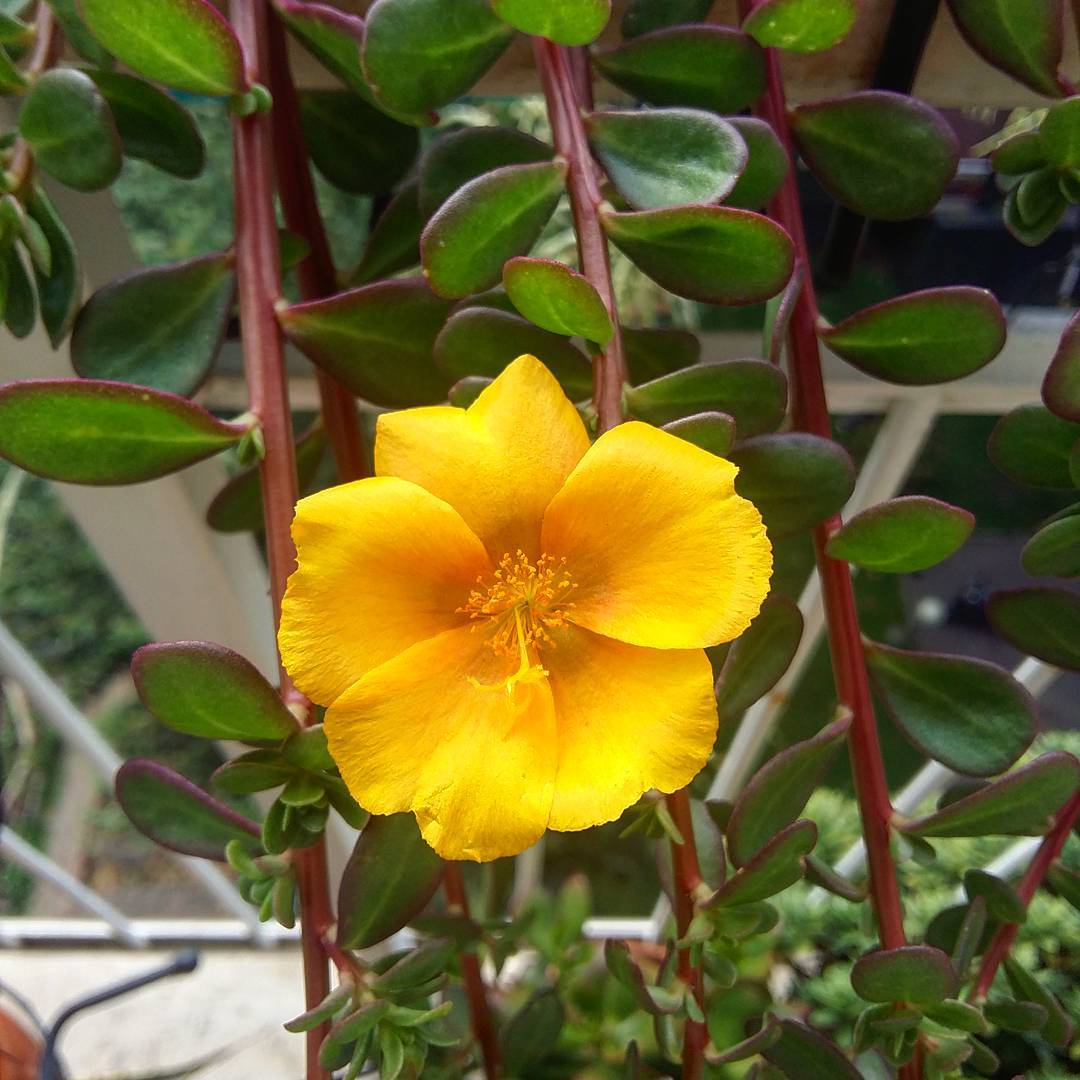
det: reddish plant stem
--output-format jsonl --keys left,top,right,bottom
{"left": 970, "top": 791, "right": 1080, "bottom": 1001}
{"left": 749, "top": 28, "right": 909, "bottom": 958}
{"left": 230, "top": 4, "right": 332, "bottom": 1077}
{"left": 531, "top": 37, "right": 627, "bottom": 434}
{"left": 665, "top": 788, "right": 709, "bottom": 1080}
{"left": 443, "top": 863, "right": 501, "bottom": 1079}
{"left": 5, "top": 4, "right": 60, "bottom": 194}
{"left": 265, "top": 14, "right": 367, "bottom": 483}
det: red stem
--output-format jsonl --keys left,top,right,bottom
{"left": 746, "top": 20, "right": 915, "bottom": 1077}
{"left": 666, "top": 789, "right": 708, "bottom": 1080}
{"left": 443, "top": 863, "right": 501, "bottom": 1079}
{"left": 230, "top": 4, "right": 332, "bottom": 1076}
{"left": 750, "top": 31, "right": 908, "bottom": 958}
{"left": 265, "top": 14, "right": 368, "bottom": 483}
{"left": 531, "top": 38, "right": 627, "bottom": 434}
{"left": 970, "top": 791, "right": 1080, "bottom": 1001}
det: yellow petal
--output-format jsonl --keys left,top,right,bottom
{"left": 544, "top": 624, "right": 717, "bottom": 831}
{"left": 279, "top": 477, "right": 490, "bottom": 705}
{"left": 375, "top": 354, "right": 590, "bottom": 559}
{"left": 325, "top": 626, "right": 557, "bottom": 861}
{"left": 542, "top": 421, "right": 772, "bottom": 649}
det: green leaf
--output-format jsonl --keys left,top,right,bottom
{"left": 715, "top": 595, "right": 804, "bottom": 723}
{"left": 661, "top": 411, "right": 736, "bottom": 457}
{"left": 865, "top": 642, "right": 1035, "bottom": 776}
{"left": 4, "top": 245, "right": 35, "bottom": 339}
{"left": 743, "top": 0, "right": 856, "bottom": 53}
{"left": 706, "top": 1020, "right": 782, "bottom": 1066}
{"left": 984, "top": 999, "right": 1049, "bottom": 1033}
{"left": 1047, "top": 862, "right": 1080, "bottom": 910}
{"left": 586, "top": 108, "right": 746, "bottom": 210}
{"left": 211, "top": 750, "right": 293, "bottom": 794}
{"left": 1041, "top": 96, "right": 1080, "bottom": 169}
{"left": 764, "top": 264, "right": 803, "bottom": 363}
{"left": 656, "top": 797, "right": 726, "bottom": 898}
{"left": 1004, "top": 182, "right": 1065, "bottom": 246}
{"left": 207, "top": 426, "right": 328, "bottom": 533}
{"left": 279, "top": 278, "right": 452, "bottom": 408}
{"left": 1042, "top": 309, "right": 1080, "bottom": 421}
{"left": 726, "top": 116, "right": 789, "bottom": 210}
{"left": 946, "top": 0, "right": 1066, "bottom": 99}
{"left": 726, "top": 716, "right": 848, "bottom": 867}
{"left": 71, "top": 253, "right": 234, "bottom": 397}
{"left": 491, "top": 0, "right": 609, "bottom": 45}
{"left": 0, "top": 40, "right": 26, "bottom": 92}
{"left": 988, "top": 404, "right": 1080, "bottom": 488}
{"left": 791, "top": 91, "right": 959, "bottom": 221}
{"left": 0, "top": 379, "right": 244, "bottom": 484}
{"left": 88, "top": 71, "right": 205, "bottom": 178}
{"left": 132, "top": 640, "right": 297, "bottom": 742}
{"left": 434, "top": 306, "right": 592, "bottom": 399}
{"left": 826, "top": 496, "right": 974, "bottom": 572}
{"left": 352, "top": 178, "right": 424, "bottom": 284}
{"left": 602, "top": 206, "right": 793, "bottom": 306}
{"left": 901, "top": 752, "right": 1080, "bottom": 837}
{"left": 622, "top": 325, "right": 700, "bottom": 382}
{"left": 922, "top": 999, "right": 986, "bottom": 1034}
{"left": 728, "top": 433, "right": 856, "bottom": 537}
{"left": 1003, "top": 957, "right": 1074, "bottom": 1046}
{"left": 501, "top": 990, "right": 565, "bottom": 1073}
{"left": 80, "top": 0, "right": 245, "bottom": 95}
{"left": 1021, "top": 514, "right": 1080, "bottom": 577}
{"left": 299, "top": 90, "right": 418, "bottom": 195}
{"left": 621, "top": 0, "right": 711, "bottom": 38}
{"left": 594, "top": 26, "right": 766, "bottom": 115}
{"left": 763, "top": 1020, "right": 861, "bottom": 1080}
{"left": 421, "top": 161, "right": 565, "bottom": 298}
{"left": 26, "top": 187, "right": 79, "bottom": 347}
{"left": 47, "top": 0, "right": 112, "bottom": 65}
{"left": 706, "top": 819, "right": 816, "bottom": 907}
{"left": 337, "top": 813, "right": 444, "bottom": 948}
{"left": 116, "top": 758, "right": 260, "bottom": 860}
{"left": 18, "top": 69, "right": 121, "bottom": 193}
{"left": 820, "top": 286, "right": 1005, "bottom": 385}
{"left": 502, "top": 257, "right": 612, "bottom": 343}
{"left": 987, "top": 587, "right": 1080, "bottom": 671}
{"left": 804, "top": 854, "right": 865, "bottom": 902}
{"left": 624, "top": 359, "right": 787, "bottom": 434}
{"left": 851, "top": 945, "right": 954, "bottom": 1004}
{"left": 372, "top": 938, "right": 455, "bottom": 993}
{"left": 361, "top": 0, "right": 514, "bottom": 115}
{"left": 963, "top": 869, "right": 1026, "bottom": 923}
{"left": 991, "top": 129, "right": 1048, "bottom": 174}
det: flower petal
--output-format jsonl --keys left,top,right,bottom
{"left": 325, "top": 626, "right": 557, "bottom": 861}
{"left": 544, "top": 624, "right": 717, "bottom": 832}
{"left": 542, "top": 421, "right": 772, "bottom": 649}
{"left": 279, "top": 476, "right": 490, "bottom": 705}
{"left": 375, "top": 354, "right": 590, "bottom": 558}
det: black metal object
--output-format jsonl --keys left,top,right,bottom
{"left": 39, "top": 950, "right": 199, "bottom": 1080}
{"left": 816, "top": 0, "right": 943, "bottom": 288}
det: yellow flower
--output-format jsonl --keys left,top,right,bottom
{"left": 279, "top": 355, "right": 772, "bottom": 862}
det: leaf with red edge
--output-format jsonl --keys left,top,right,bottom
{"left": 337, "top": 813, "right": 444, "bottom": 948}
{"left": 502, "top": 257, "right": 613, "bottom": 343}
{"left": 421, "top": 161, "right": 566, "bottom": 299}
{"left": 946, "top": 0, "right": 1067, "bottom": 99}
{"left": 593, "top": 25, "right": 766, "bottom": 115}
{"left": 132, "top": 640, "right": 298, "bottom": 742}
{"left": 742, "top": 0, "right": 857, "bottom": 53}
{"left": 851, "top": 945, "right": 955, "bottom": 1004}
{"left": 864, "top": 641, "right": 1036, "bottom": 776}
{"left": 727, "top": 116, "right": 789, "bottom": 211}
{"left": 1043, "top": 309, "right": 1080, "bottom": 422}
{"left": 79, "top": 0, "right": 246, "bottom": 96}
{"left": 791, "top": 91, "right": 959, "bottom": 221}
{"left": 726, "top": 714, "right": 848, "bottom": 866}
{"left": 491, "top": 0, "right": 610, "bottom": 45}
{"left": 705, "top": 819, "right": 817, "bottom": 907}
{"left": 278, "top": 278, "right": 452, "bottom": 408}
{"left": 116, "top": 758, "right": 261, "bottom": 860}
{"left": 987, "top": 587, "right": 1080, "bottom": 671}
{"left": 602, "top": 205, "right": 793, "bottom": 306}
{"left": 900, "top": 752, "right": 1080, "bottom": 837}
{"left": 820, "top": 286, "right": 1006, "bottom": 385}
{"left": 0, "top": 379, "right": 244, "bottom": 485}
{"left": 763, "top": 1020, "right": 861, "bottom": 1080}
